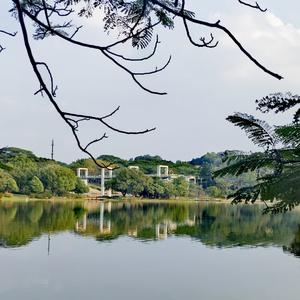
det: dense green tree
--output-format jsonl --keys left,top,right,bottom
{"left": 173, "top": 177, "right": 189, "bottom": 197}
{"left": 0, "top": 171, "right": 19, "bottom": 193}
{"left": 7, "top": 156, "right": 39, "bottom": 193}
{"left": 191, "top": 152, "right": 222, "bottom": 167}
{"left": 29, "top": 176, "right": 44, "bottom": 194}
{"left": 39, "top": 164, "right": 77, "bottom": 195}
{"left": 109, "top": 168, "right": 146, "bottom": 196}
{"left": 97, "top": 155, "right": 126, "bottom": 166}
{"left": 206, "top": 186, "right": 223, "bottom": 198}
{"left": 74, "top": 178, "right": 89, "bottom": 194}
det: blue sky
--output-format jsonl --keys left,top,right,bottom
{"left": 1, "top": 0, "right": 300, "bottom": 162}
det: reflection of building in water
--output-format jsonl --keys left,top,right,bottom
{"left": 99, "top": 202, "right": 111, "bottom": 234}
{"left": 128, "top": 228, "right": 138, "bottom": 237}
{"left": 185, "top": 215, "right": 196, "bottom": 226}
{"left": 156, "top": 223, "right": 168, "bottom": 240}
{"left": 74, "top": 202, "right": 198, "bottom": 240}
{"left": 75, "top": 213, "right": 87, "bottom": 232}
{"left": 75, "top": 202, "right": 112, "bottom": 235}
{"left": 155, "top": 216, "right": 196, "bottom": 240}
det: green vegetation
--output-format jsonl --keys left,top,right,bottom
{"left": 0, "top": 146, "right": 260, "bottom": 200}
{"left": 73, "top": 153, "right": 257, "bottom": 199}
{"left": 107, "top": 168, "right": 193, "bottom": 198}
{"left": 215, "top": 93, "right": 300, "bottom": 213}
{"left": 0, "top": 171, "right": 19, "bottom": 193}
{"left": 0, "top": 147, "right": 88, "bottom": 198}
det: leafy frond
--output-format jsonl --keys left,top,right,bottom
{"left": 276, "top": 124, "right": 300, "bottom": 148}
{"left": 226, "top": 113, "right": 277, "bottom": 149}
{"left": 277, "top": 148, "right": 300, "bottom": 163}
{"left": 256, "top": 92, "right": 300, "bottom": 123}
{"left": 220, "top": 150, "right": 250, "bottom": 162}
{"left": 132, "top": 25, "right": 153, "bottom": 49}
{"left": 155, "top": 9, "right": 174, "bottom": 29}
{"left": 214, "top": 152, "right": 274, "bottom": 177}
{"left": 260, "top": 165, "right": 300, "bottom": 213}
{"left": 228, "top": 185, "right": 261, "bottom": 204}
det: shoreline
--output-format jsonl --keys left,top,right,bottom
{"left": 0, "top": 194, "right": 238, "bottom": 205}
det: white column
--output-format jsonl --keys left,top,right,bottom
{"left": 107, "top": 220, "right": 111, "bottom": 233}
{"left": 108, "top": 169, "right": 113, "bottom": 197}
{"left": 100, "top": 202, "right": 104, "bottom": 233}
{"left": 156, "top": 224, "right": 160, "bottom": 238}
{"left": 76, "top": 168, "right": 81, "bottom": 177}
{"left": 101, "top": 168, "right": 105, "bottom": 196}
{"left": 157, "top": 165, "right": 161, "bottom": 177}
{"left": 165, "top": 166, "right": 169, "bottom": 176}
{"left": 107, "top": 201, "right": 112, "bottom": 213}
{"left": 83, "top": 213, "right": 87, "bottom": 231}
{"left": 163, "top": 222, "right": 168, "bottom": 239}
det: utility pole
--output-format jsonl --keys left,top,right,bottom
{"left": 51, "top": 139, "right": 54, "bottom": 160}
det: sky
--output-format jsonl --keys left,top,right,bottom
{"left": 1, "top": 0, "right": 300, "bottom": 163}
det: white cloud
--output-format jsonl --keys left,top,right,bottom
{"left": 218, "top": 11, "right": 300, "bottom": 82}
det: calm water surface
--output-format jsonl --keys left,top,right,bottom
{"left": 0, "top": 200, "right": 300, "bottom": 300}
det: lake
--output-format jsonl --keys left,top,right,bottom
{"left": 0, "top": 200, "right": 300, "bottom": 299}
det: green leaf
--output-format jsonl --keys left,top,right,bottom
{"left": 227, "top": 113, "right": 277, "bottom": 149}
{"left": 214, "top": 152, "right": 274, "bottom": 177}
{"left": 276, "top": 124, "right": 300, "bottom": 148}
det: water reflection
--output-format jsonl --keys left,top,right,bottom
{"left": 0, "top": 200, "right": 300, "bottom": 257}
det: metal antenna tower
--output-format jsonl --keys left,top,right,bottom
{"left": 51, "top": 139, "right": 54, "bottom": 160}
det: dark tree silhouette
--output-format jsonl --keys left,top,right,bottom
{"left": 1, "top": 0, "right": 283, "bottom": 167}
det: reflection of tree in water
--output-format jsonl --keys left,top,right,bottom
{"left": 0, "top": 201, "right": 79, "bottom": 247}
{"left": 1, "top": 201, "right": 300, "bottom": 253}
{"left": 284, "top": 225, "right": 300, "bottom": 258}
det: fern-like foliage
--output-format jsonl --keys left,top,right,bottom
{"left": 226, "top": 113, "right": 277, "bottom": 149}
{"left": 11, "top": 0, "right": 179, "bottom": 49}
{"left": 260, "top": 165, "right": 300, "bottom": 213}
{"left": 214, "top": 152, "right": 275, "bottom": 177}
{"left": 217, "top": 95, "right": 300, "bottom": 213}
{"left": 256, "top": 92, "right": 300, "bottom": 123}
{"left": 276, "top": 125, "right": 300, "bottom": 148}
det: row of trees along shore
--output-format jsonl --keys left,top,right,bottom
{"left": 0, "top": 147, "right": 257, "bottom": 199}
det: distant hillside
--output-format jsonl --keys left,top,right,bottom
{"left": 0, "top": 147, "right": 87, "bottom": 197}
{"left": 0, "top": 147, "right": 257, "bottom": 199}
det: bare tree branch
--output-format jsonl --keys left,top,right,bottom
{"left": 5, "top": 0, "right": 285, "bottom": 168}
{"left": 0, "top": 29, "right": 17, "bottom": 37}
{"left": 14, "top": 0, "right": 156, "bottom": 169}
{"left": 150, "top": 0, "right": 282, "bottom": 80}
{"left": 0, "top": 29, "right": 17, "bottom": 53}
{"left": 20, "top": 8, "right": 168, "bottom": 95}
{"left": 180, "top": 0, "right": 218, "bottom": 48}
{"left": 238, "top": 0, "right": 267, "bottom": 12}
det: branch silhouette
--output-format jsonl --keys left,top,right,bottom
{"left": 5, "top": 0, "right": 284, "bottom": 167}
